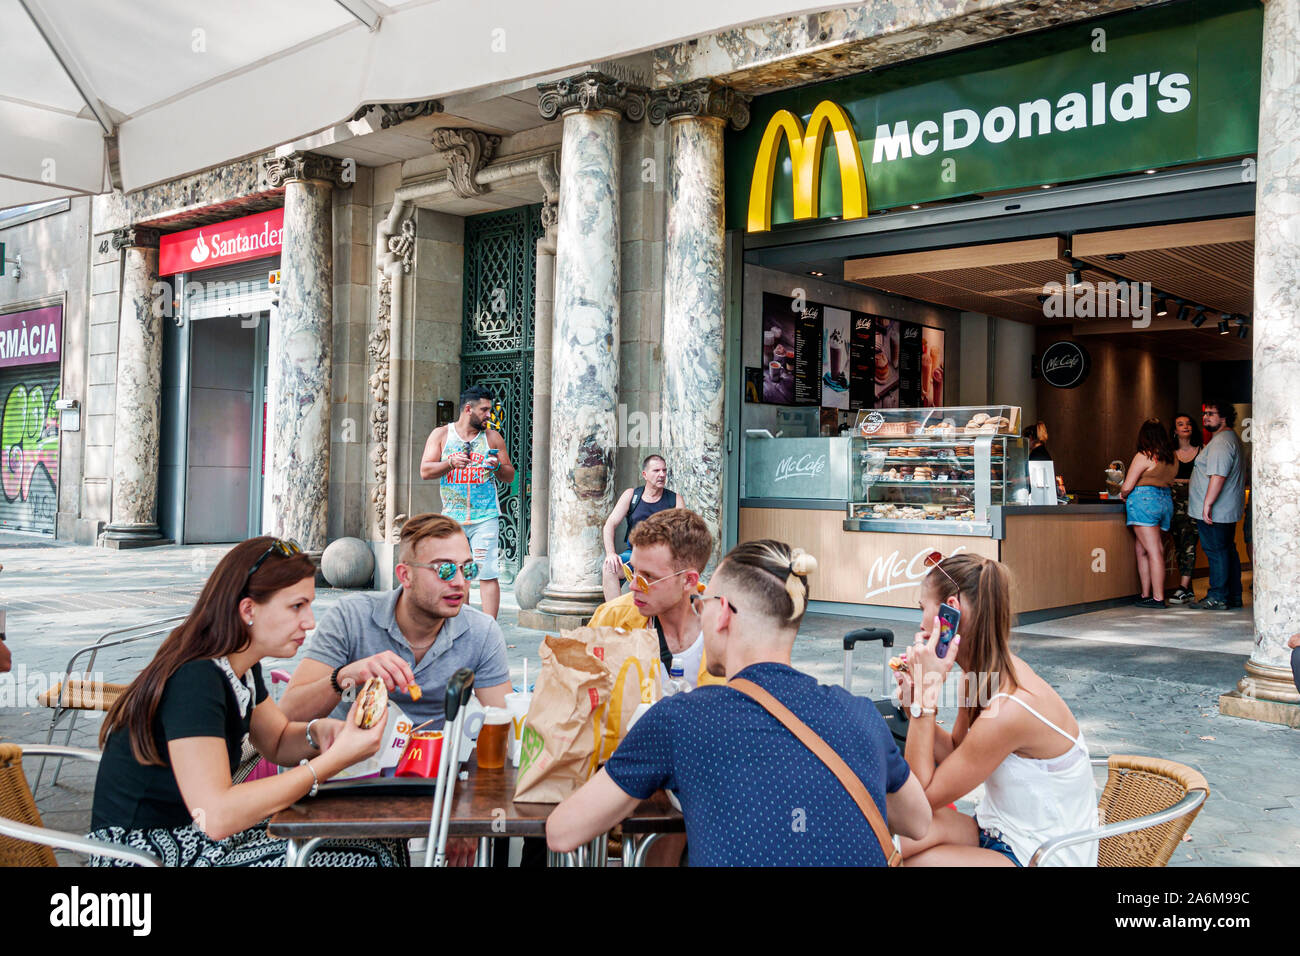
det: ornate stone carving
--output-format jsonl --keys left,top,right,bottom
{"left": 647, "top": 80, "right": 751, "bottom": 130}
{"left": 538, "top": 153, "right": 560, "bottom": 233}
{"left": 368, "top": 218, "right": 416, "bottom": 537}
{"left": 352, "top": 99, "right": 444, "bottom": 129}
{"left": 431, "top": 128, "right": 501, "bottom": 199}
{"left": 263, "top": 152, "right": 353, "bottom": 189}
{"left": 110, "top": 225, "right": 161, "bottom": 250}
{"left": 537, "top": 70, "right": 648, "bottom": 122}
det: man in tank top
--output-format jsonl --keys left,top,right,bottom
{"left": 419, "top": 385, "right": 515, "bottom": 618}
{"left": 601, "top": 455, "right": 683, "bottom": 602}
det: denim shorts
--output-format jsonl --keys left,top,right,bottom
{"left": 1125, "top": 485, "right": 1173, "bottom": 531}
{"left": 464, "top": 516, "right": 500, "bottom": 580}
{"left": 977, "top": 827, "right": 1023, "bottom": 867}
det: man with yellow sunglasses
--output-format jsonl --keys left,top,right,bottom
{"left": 588, "top": 509, "right": 725, "bottom": 692}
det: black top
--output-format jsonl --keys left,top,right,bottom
{"left": 92, "top": 659, "right": 268, "bottom": 831}
{"left": 625, "top": 486, "right": 677, "bottom": 541}
{"left": 1029, "top": 444, "right": 1053, "bottom": 461}
{"left": 1176, "top": 455, "right": 1196, "bottom": 480}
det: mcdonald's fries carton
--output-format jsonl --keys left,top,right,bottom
{"left": 513, "top": 626, "right": 661, "bottom": 803}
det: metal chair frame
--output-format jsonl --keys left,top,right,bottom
{"left": 0, "top": 745, "right": 160, "bottom": 867}
{"left": 1028, "top": 756, "right": 1208, "bottom": 866}
{"left": 35, "top": 615, "right": 186, "bottom": 790}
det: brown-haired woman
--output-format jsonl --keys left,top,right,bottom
{"left": 88, "top": 537, "right": 406, "bottom": 867}
{"left": 896, "top": 554, "right": 1098, "bottom": 866}
{"left": 1118, "top": 418, "right": 1178, "bottom": 608}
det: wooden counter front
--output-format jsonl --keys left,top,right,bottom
{"left": 738, "top": 507, "right": 997, "bottom": 609}
{"left": 1000, "top": 509, "right": 1138, "bottom": 612}
{"left": 738, "top": 505, "right": 1138, "bottom": 614}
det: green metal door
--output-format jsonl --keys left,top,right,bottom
{"left": 460, "top": 204, "right": 544, "bottom": 581}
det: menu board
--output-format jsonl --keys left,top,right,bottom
{"left": 821, "top": 307, "right": 850, "bottom": 409}
{"left": 761, "top": 292, "right": 821, "bottom": 406}
{"left": 849, "top": 312, "right": 875, "bottom": 410}
{"left": 793, "top": 305, "right": 822, "bottom": 406}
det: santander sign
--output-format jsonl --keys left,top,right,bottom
{"left": 158, "top": 208, "right": 284, "bottom": 277}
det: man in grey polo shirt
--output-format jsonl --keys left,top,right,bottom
{"left": 1188, "top": 400, "right": 1246, "bottom": 611}
{"left": 281, "top": 513, "right": 513, "bottom": 728}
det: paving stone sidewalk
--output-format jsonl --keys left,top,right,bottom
{"left": 2, "top": 533, "right": 1296, "bottom": 866}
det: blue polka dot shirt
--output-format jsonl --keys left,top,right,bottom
{"left": 605, "top": 662, "right": 911, "bottom": 866}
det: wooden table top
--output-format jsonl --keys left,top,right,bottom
{"left": 267, "top": 757, "right": 683, "bottom": 840}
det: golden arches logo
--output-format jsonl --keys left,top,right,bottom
{"left": 587, "top": 656, "right": 661, "bottom": 776}
{"left": 747, "top": 100, "right": 869, "bottom": 232}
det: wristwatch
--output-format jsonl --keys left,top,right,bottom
{"left": 305, "top": 718, "right": 321, "bottom": 751}
{"left": 910, "top": 699, "right": 923, "bottom": 719}
{"left": 329, "top": 665, "right": 345, "bottom": 694}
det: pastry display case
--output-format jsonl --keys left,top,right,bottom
{"left": 845, "top": 406, "right": 1030, "bottom": 534}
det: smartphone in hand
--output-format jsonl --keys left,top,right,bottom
{"left": 936, "top": 603, "right": 960, "bottom": 658}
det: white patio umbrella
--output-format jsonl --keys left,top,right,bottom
{"left": 0, "top": 0, "right": 842, "bottom": 210}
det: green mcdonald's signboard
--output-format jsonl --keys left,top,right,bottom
{"left": 727, "top": 0, "right": 1262, "bottom": 233}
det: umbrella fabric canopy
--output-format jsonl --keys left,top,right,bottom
{"left": 0, "top": 0, "right": 838, "bottom": 210}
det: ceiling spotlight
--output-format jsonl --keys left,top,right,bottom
{"left": 1067, "top": 269, "right": 1081, "bottom": 288}
{"left": 1144, "top": 169, "right": 1157, "bottom": 175}
{"left": 1105, "top": 253, "right": 1126, "bottom": 261}
{"left": 1175, "top": 301, "right": 1190, "bottom": 322}
{"left": 1155, "top": 297, "right": 1168, "bottom": 317}
{"left": 910, "top": 204, "right": 920, "bottom": 210}
{"left": 1041, "top": 184, "right": 1053, "bottom": 189}
{"left": 1218, "top": 319, "right": 1230, "bottom": 335}
{"left": 1191, "top": 308, "right": 1208, "bottom": 327}
{"left": 1237, "top": 323, "right": 1249, "bottom": 340}
{"left": 808, "top": 270, "right": 824, "bottom": 277}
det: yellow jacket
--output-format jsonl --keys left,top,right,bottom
{"left": 588, "top": 593, "right": 726, "bottom": 688}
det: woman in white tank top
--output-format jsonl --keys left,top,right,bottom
{"left": 894, "top": 554, "right": 1099, "bottom": 866}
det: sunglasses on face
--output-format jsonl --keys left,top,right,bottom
{"left": 246, "top": 539, "right": 303, "bottom": 583}
{"left": 405, "top": 559, "right": 479, "bottom": 582}
{"left": 622, "top": 563, "right": 696, "bottom": 593}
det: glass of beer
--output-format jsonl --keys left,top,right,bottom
{"left": 477, "top": 707, "right": 511, "bottom": 769}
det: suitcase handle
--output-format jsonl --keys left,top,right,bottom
{"left": 843, "top": 627, "right": 894, "bottom": 651}
{"left": 444, "top": 668, "right": 476, "bottom": 721}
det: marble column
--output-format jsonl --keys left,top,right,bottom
{"left": 515, "top": 155, "right": 560, "bottom": 611}
{"left": 102, "top": 227, "right": 167, "bottom": 547}
{"left": 1221, "top": 0, "right": 1300, "bottom": 725}
{"left": 528, "top": 73, "right": 647, "bottom": 626}
{"left": 263, "top": 152, "right": 352, "bottom": 553}
{"left": 649, "top": 82, "right": 750, "bottom": 565}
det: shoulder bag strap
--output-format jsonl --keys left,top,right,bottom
{"left": 729, "top": 677, "right": 902, "bottom": 867}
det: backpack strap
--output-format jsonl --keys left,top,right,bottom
{"left": 729, "top": 678, "right": 902, "bottom": 867}
{"left": 624, "top": 486, "right": 644, "bottom": 542}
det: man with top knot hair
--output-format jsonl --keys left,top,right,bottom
{"left": 549, "top": 539, "right": 931, "bottom": 866}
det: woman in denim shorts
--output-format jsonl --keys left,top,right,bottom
{"left": 1118, "top": 419, "right": 1177, "bottom": 608}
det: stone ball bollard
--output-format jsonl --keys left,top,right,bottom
{"left": 321, "top": 537, "right": 376, "bottom": 589}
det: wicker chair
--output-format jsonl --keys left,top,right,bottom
{"left": 0, "top": 744, "right": 159, "bottom": 867}
{"left": 35, "top": 615, "right": 186, "bottom": 790}
{"left": 1029, "top": 755, "right": 1209, "bottom": 866}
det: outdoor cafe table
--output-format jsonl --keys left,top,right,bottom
{"left": 267, "top": 754, "right": 683, "bottom": 867}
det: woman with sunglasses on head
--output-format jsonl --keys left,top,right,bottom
{"left": 895, "top": 553, "right": 1098, "bottom": 866}
{"left": 88, "top": 537, "right": 407, "bottom": 866}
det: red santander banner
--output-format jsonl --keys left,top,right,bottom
{"left": 158, "top": 208, "right": 284, "bottom": 276}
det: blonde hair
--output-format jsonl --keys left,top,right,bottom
{"left": 715, "top": 539, "right": 819, "bottom": 627}
{"left": 398, "top": 513, "right": 467, "bottom": 563}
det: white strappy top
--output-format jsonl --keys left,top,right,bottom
{"left": 974, "top": 693, "right": 1100, "bottom": 867}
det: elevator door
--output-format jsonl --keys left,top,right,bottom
{"left": 185, "top": 316, "right": 255, "bottom": 542}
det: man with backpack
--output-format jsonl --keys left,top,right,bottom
{"left": 601, "top": 454, "right": 683, "bottom": 602}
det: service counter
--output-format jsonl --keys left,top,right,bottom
{"left": 738, "top": 499, "right": 1136, "bottom": 617}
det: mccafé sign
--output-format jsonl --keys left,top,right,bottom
{"left": 159, "top": 208, "right": 284, "bottom": 277}
{"left": 731, "top": 0, "right": 1260, "bottom": 232}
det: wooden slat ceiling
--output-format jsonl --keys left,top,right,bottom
{"left": 842, "top": 218, "right": 1254, "bottom": 360}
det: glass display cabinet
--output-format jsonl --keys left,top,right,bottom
{"left": 845, "top": 406, "right": 1029, "bottom": 534}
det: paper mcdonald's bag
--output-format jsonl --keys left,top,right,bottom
{"left": 513, "top": 626, "right": 661, "bottom": 804}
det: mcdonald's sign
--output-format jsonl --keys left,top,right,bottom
{"left": 747, "top": 101, "right": 868, "bottom": 233}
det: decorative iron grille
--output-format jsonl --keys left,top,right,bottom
{"left": 460, "top": 205, "right": 544, "bottom": 579}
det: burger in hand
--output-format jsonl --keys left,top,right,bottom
{"left": 355, "top": 676, "right": 389, "bottom": 730}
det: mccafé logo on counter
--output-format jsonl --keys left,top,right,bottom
{"left": 159, "top": 208, "right": 285, "bottom": 277}
{"left": 773, "top": 454, "right": 828, "bottom": 482}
